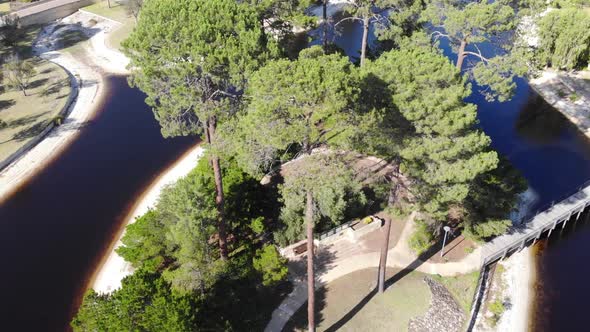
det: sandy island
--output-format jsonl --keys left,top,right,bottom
{"left": 0, "top": 11, "right": 129, "bottom": 203}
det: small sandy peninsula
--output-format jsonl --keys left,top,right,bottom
{"left": 0, "top": 11, "right": 129, "bottom": 203}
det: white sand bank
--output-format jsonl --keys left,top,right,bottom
{"left": 91, "top": 145, "right": 204, "bottom": 294}
{"left": 494, "top": 248, "right": 535, "bottom": 332}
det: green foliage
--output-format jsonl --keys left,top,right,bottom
{"left": 117, "top": 157, "right": 265, "bottom": 293}
{"left": 537, "top": 8, "right": 590, "bottom": 70}
{"left": 423, "top": 0, "right": 526, "bottom": 101}
{"left": 72, "top": 270, "right": 199, "bottom": 332}
{"left": 253, "top": 244, "right": 288, "bottom": 286}
{"left": 276, "top": 154, "right": 366, "bottom": 245}
{"left": 0, "top": 15, "right": 24, "bottom": 49}
{"left": 228, "top": 46, "right": 361, "bottom": 176}
{"left": 464, "top": 157, "right": 526, "bottom": 239}
{"left": 488, "top": 299, "right": 505, "bottom": 325}
{"left": 367, "top": 44, "right": 498, "bottom": 221}
{"left": 116, "top": 209, "right": 169, "bottom": 273}
{"left": 250, "top": 216, "right": 266, "bottom": 235}
{"left": 409, "top": 219, "right": 435, "bottom": 254}
{"left": 123, "top": 0, "right": 279, "bottom": 138}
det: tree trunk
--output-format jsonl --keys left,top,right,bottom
{"left": 378, "top": 217, "right": 392, "bottom": 293}
{"left": 379, "top": 168, "right": 399, "bottom": 292}
{"left": 21, "top": 88, "right": 27, "bottom": 96}
{"left": 306, "top": 189, "right": 316, "bottom": 332}
{"left": 205, "top": 117, "right": 229, "bottom": 260}
{"left": 456, "top": 39, "right": 467, "bottom": 70}
{"left": 107, "top": 0, "right": 111, "bottom": 8}
{"left": 322, "top": 0, "right": 328, "bottom": 52}
{"left": 360, "top": 15, "right": 370, "bottom": 67}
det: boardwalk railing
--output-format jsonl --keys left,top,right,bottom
{"left": 467, "top": 180, "right": 590, "bottom": 331}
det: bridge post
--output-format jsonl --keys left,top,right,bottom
{"left": 533, "top": 231, "right": 542, "bottom": 245}
{"left": 576, "top": 209, "right": 583, "bottom": 221}
{"left": 501, "top": 249, "right": 508, "bottom": 260}
{"left": 519, "top": 239, "right": 526, "bottom": 250}
{"left": 562, "top": 217, "right": 569, "bottom": 230}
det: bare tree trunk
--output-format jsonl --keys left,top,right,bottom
{"left": 360, "top": 15, "right": 370, "bottom": 67}
{"left": 107, "top": 0, "right": 111, "bottom": 8}
{"left": 456, "top": 39, "right": 467, "bottom": 70}
{"left": 322, "top": 0, "right": 328, "bottom": 52}
{"left": 378, "top": 168, "right": 399, "bottom": 292}
{"left": 21, "top": 88, "right": 27, "bottom": 96}
{"left": 205, "top": 117, "right": 229, "bottom": 260}
{"left": 378, "top": 217, "right": 392, "bottom": 293}
{"left": 306, "top": 189, "right": 316, "bottom": 332}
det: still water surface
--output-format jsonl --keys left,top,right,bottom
{"left": 0, "top": 76, "right": 196, "bottom": 330}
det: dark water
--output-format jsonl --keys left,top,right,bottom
{"left": 0, "top": 76, "right": 196, "bottom": 331}
{"left": 325, "top": 14, "right": 590, "bottom": 331}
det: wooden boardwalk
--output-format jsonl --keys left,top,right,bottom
{"left": 468, "top": 182, "right": 590, "bottom": 331}
{"left": 481, "top": 184, "right": 590, "bottom": 265}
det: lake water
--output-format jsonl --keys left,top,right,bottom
{"left": 0, "top": 76, "right": 196, "bottom": 331}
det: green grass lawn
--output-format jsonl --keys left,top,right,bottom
{"left": 82, "top": 0, "right": 136, "bottom": 50}
{"left": 0, "top": 59, "right": 71, "bottom": 163}
{"left": 432, "top": 271, "right": 480, "bottom": 313}
{"left": 0, "top": 0, "right": 10, "bottom": 14}
{"left": 285, "top": 268, "right": 432, "bottom": 332}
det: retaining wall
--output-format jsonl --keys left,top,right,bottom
{"left": 16, "top": 0, "right": 99, "bottom": 26}
{"left": 0, "top": 62, "right": 79, "bottom": 172}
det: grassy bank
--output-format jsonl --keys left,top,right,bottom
{"left": 0, "top": 24, "right": 72, "bottom": 164}
{"left": 81, "top": 0, "right": 135, "bottom": 50}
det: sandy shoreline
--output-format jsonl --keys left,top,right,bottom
{"left": 495, "top": 247, "right": 536, "bottom": 332}
{"left": 91, "top": 144, "right": 204, "bottom": 294}
{"left": 0, "top": 11, "right": 129, "bottom": 203}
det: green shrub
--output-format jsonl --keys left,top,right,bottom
{"left": 250, "top": 217, "right": 265, "bottom": 235}
{"left": 570, "top": 92, "right": 580, "bottom": 102}
{"left": 409, "top": 219, "right": 435, "bottom": 255}
{"left": 0, "top": 119, "right": 7, "bottom": 129}
{"left": 488, "top": 299, "right": 505, "bottom": 325}
{"left": 253, "top": 245, "right": 288, "bottom": 286}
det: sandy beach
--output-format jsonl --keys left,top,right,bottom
{"left": 0, "top": 11, "right": 129, "bottom": 203}
{"left": 495, "top": 247, "right": 535, "bottom": 332}
{"left": 92, "top": 145, "right": 205, "bottom": 294}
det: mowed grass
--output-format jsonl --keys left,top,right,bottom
{"left": 0, "top": 0, "right": 10, "bottom": 14}
{"left": 0, "top": 59, "right": 71, "bottom": 162}
{"left": 432, "top": 270, "right": 480, "bottom": 313}
{"left": 0, "top": 24, "right": 71, "bottom": 164}
{"left": 82, "top": 0, "right": 136, "bottom": 50}
{"left": 285, "top": 268, "right": 431, "bottom": 332}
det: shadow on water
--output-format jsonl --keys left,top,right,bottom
{"left": 0, "top": 76, "right": 196, "bottom": 331}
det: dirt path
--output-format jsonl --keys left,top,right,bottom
{"left": 265, "top": 214, "right": 483, "bottom": 332}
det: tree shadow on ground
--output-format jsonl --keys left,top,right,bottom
{"left": 27, "top": 77, "right": 49, "bottom": 90}
{"left": 323, "top": 244, "right": 440, "bottom": 331}
{"left": 46, "top": 24, "right": 100, "bottom": 53}
{"left": 41, "top": 78, "right": 69, "bottom": 97}
{"left": 0, "top": 99, "right": 16, "bottom": 112}
{"left": 6, "top": 111, "right": 50, "bottom": 129}
{"left": 12, "top": 120, "right": 48, "bottom": 141}
{"left": 284, "top": 247, "right": 338, "bottom": 331}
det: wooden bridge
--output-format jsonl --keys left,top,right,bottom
{"left": 467, "top": 180, "right": 590, "bottom": 331}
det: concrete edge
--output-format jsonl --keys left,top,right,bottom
{"left": 78, "top": 8, "right": 123, "bottom": 25}
{"left": 0, "top": 60, "right": 80, "bottom": 172}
